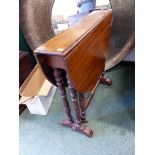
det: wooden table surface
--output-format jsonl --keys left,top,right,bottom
{"left": 34, "top": 10, "right": 112, "bottom": 56}
{"left": 34, "top": 10, "right": 112, "bottom": 93}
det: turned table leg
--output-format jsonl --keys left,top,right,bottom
{"left": 67, "top": 75, "right": 93, "bottom": 137}
{"left": 78, "top": 93, "right": 88, "bottom": 123}
{"left": 67, "top": 78, "right": 82, "bottom": 127}
{"left": 54, "top": 68, "right": 73, "bottom": 124}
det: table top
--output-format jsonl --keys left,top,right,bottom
{"left": 34, "top": 9, "right": 112, "bottom": 93}
{"left": 34, "top": 10, "right": 112, "bottom": 56}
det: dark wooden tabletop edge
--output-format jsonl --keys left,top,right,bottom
{"left": 33, "top": 49, "right": 64, "bottom": 56}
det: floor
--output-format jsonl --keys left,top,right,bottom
{"left": 19, "top": 63, "right": 135, "bottom": 155}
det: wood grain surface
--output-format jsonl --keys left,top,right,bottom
{"left": 34, "top": 10, "right": 112, "bottom": 56}
{"left": 65, "top": 12, "right": 112, "bottom": 92}
{"left": 34, "top": 10, "right": 112, "bottom": 93}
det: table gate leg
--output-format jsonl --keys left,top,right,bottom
{"left": 67, "top": 75, "right": 93, "bottom": 137}
{"left": 78, "top": 93, "right": 88, "bottom": 123}
{"left": 54, "top": 68, "right": 73, "bottom": 125}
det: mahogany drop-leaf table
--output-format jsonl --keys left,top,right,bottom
{"left": 34, "top": 10, "right": 112, "bottom": 137}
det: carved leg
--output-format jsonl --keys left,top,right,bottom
{"left": 67, "top": 79, "right": 82, "bottom": 127}
{"left": 100, "top": 73, "right": 112, "bottom": 86}
{"left": 78, "top": 93, "right": 88, "bottom": 123}
{"left": 66, "top": 75, "right": 93, "bottom": 137}
{"left": 53, "top": 69, "right": 73, "bottom": 124}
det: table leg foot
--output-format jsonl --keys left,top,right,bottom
{"left": 100, "top": 75, "right": 112, "bottom": 86}
{"left": 61, "top": 119, "right": 93, "bottom": 137}
{"left": 73, "top": 124, "right": 93, "bottom": 137}
{"left": 61, "top": 118, "right": 74, "bottom": 128}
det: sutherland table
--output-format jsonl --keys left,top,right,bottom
{"left": 34, "top": 10, "right": 113, "bottom": 137}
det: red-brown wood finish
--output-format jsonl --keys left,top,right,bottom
{"left": 65, "top": 13, "right": 112, "bottom": 92}
{"left": 34, "top": 10, "right": 112, "bottom": 137}
{"left": 34, "top": 10, "right": 112, "bottom": 93}
{"left": 34, "top": 10, "right": 112, "bottom": 56}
